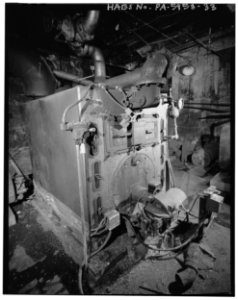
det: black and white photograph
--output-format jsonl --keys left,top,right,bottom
{"left": 4, "top": 2, "right": 235, "bottom": 296}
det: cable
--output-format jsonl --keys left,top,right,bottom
{"left": 185, "top": 168, "right": 190, "bottom": 196}
{"left": 187, "top": 194, "right": 200, "bottom": 217}
{"left": 167, "top": 158, "right": 176, "bottom": 187}
{"left": 188, "top": 212, "right": 200, "bottom": 219}
{"left": 61, "top": 84, "right": 94, "bottom": 125}
{"left": 78, "top": 218, "right": 109, "bottom": 294}
{"left": 89, "top": 230, "right": 112, "bottom": 258}
{"left": 123, "top": 216, "right": 204, "bottom": 252}
{"left": 90, "top": 217, "right": 109, "bottom": 237}
{"left": 179, "top": 194, "right": 201, "bottom": 222}
{"left": 61, "top": 82, "right": 130, "bottom": 130}
{"left": 78, "top": 266, "right": 84, "bottom": 295}
{"left": 90, "top": 217, "right": 107, "bottom": 233}
{"left": 90, "top": 228, "right": 108, "bottom": 238}
{"left": 144, "top": 230, "right": 198, "bottom": 252}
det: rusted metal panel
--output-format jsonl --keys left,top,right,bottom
{"left": 25, "top": 87, "right": 82, "bottom": 216}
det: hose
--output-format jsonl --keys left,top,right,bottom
{"left": 78, "top": 266, "right": 84, "bottom": 295}
{"left": 90, "top": 217, "right": 109, "bottom": 237}
{"left": 77, "top": 227, "right": 112, "bottom": 293}
{"left": 167, "top": 158, "right": 176, "bottom": 187}
{"left": 89, "top": 230, "right": 112, "bottom": 258}
{"left": 188, "top": 194, "right": 200, "bottom": 213}
{"left": 184, "top": 194, "right": 201, "bottom": 220}
{"left": 90, "top": 217, "right": 107, "bottom": 233}
{"left": 90, "top": 228, "right": 108, "bottom": 237}
{"left": 123, "top": 216, "right": 205, "bottom": 252}
{"left": 61, "top": 82, "right": 129, "bottom": 132}
{"left": 144, "top": 227, "right": 201, "bottom": 252}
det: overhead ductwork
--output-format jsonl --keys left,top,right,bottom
{"left": 105, "top": 52, "right": 168, "bottom": 88}
{"left": 7, "top": 10, "right": 105, "bottom": 97}
{"left": 76, "top": 10, "right": 100, "bottom": 42}
{"left": 76, "top": 44, "right": 106, "bottom": 82}
{"left": 56, "top": 10, "right": 106, "bottom": 82}
{"left": 75, "top": 10, "right": 106, "bottom": 81}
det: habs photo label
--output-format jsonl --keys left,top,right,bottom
{"left": 107, "top": 4, "right": 217, "bottom": 11}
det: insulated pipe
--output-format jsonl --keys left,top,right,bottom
{"left": 53, "top": 70, "right": 93, "bottom": 86}
{"left": 75, "top": 11, "right": 106, "bottom": 81}
{"left": 53, "top": 47, "right": 106, "bottom": 84}
{"left": 105, "top": 52, "right": 168, "bottom": 88}
{"left": 82, "top": 10, "right": 100, "bottom": 37}
{"left": 85, "top": 46, "right": 106, "bottom": 81}
{"left": 106, "top": 68, "right": 141, "bottom": 88}
{"left": 76, "top": 45, "right": 106, "bottom": 81}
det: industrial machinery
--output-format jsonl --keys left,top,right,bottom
{"left": 23, "top": 9, "right": 212, "bottom": 293}
{"left": 25, "top": 48, "right": 190, "bottom": 286}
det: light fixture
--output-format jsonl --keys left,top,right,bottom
{"left": 178, "top": 64, "right": 195, "bottom": 76}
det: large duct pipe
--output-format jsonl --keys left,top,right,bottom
{"left": 81, "top": 10, "right": 100, "bottom": 38}
{"left": 54, "top": 50, "right": 167, "bottom": 88}
{"left": 73, "top": 10, "right": 105, "bottom": 81}
{"left": 7, "top": 41, "right": 57, "bottom": 97}
{"left": 105, "top": 52, "right": 168, "bottom": 88}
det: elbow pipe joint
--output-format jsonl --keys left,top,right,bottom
{"left": 82, "top": 10, "right": 100, "bottom": 38}
{"left": 75, "top": 10, "right": 100, "bottom": 43}
{"left": 77, "top": 44, "right": 106, "bottom": 81}
{"left": 75, "top": 10, "right": 106, "bottom": 82}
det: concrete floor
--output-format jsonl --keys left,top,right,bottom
{"left": 6, "top": 161, "right": 233, "bottom": 295}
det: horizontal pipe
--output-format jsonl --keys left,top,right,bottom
{"left": 106, "top": 69, "right": 142, "bottom": 88}
{"left": 184, "top": 102, "right": 230, "bottom": 107}
{"left": 210, "top": 120, "right": 230, "bottom": 128}
{"left": 183, "top": 106, "right": 230, "bottom": 114}
{"left": 53, "top": 70, "right": 93, "bottom": 86}
{"left": 181, "top": 30, "right": 221, "bottom": 58}
{"left": 199, "top": 115, "right": 230, "bottom": 119}
{"left": 106, "top": 63, "right": 132, "bottom": 72}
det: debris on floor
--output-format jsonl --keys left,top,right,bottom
{"left": 7, "top": 202, "right": 79, "bottom": 294}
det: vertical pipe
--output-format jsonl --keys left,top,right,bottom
{"left": 82, "top": 10, "right": 100, "bottom": 36}
{"left": 76, "top": 142, "right": 88, "bottom": 267}
{"left": 80, "top": 45, "right": 106, "bottom": 81}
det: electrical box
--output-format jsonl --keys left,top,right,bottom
{"left": 104, "top": 209, "right": 120, "bottom": 231}
{"left": 199, "top": 186, "right": 224, "bottom": 218}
